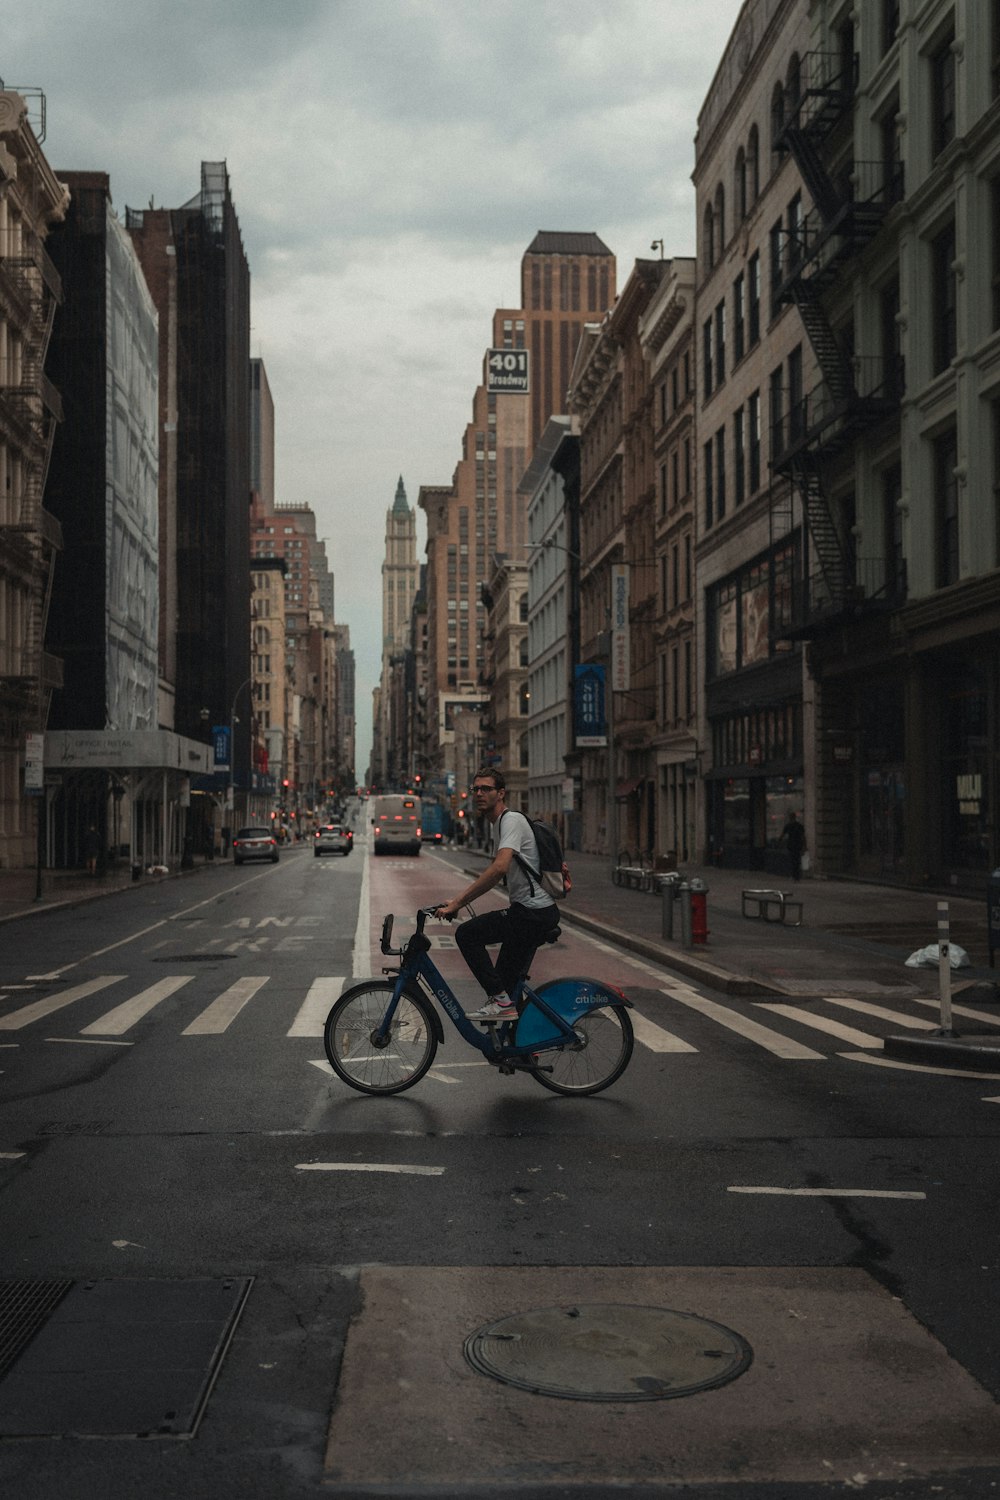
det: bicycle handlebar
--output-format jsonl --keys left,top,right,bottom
{"left": 379, "top": 906, "right": 468, "bottom": 956}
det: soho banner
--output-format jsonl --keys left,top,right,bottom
{"left": 611, "top": 563, "right": 630, "bottom": 691}
{"left": 574, "top": 664, "right": 607, "bottom": 747}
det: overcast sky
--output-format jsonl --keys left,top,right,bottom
{"left": 7, "top": 0, "right": 745, "bottom": 774}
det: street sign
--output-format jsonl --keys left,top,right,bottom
{"left": 213, "top": 725, "right": 231, "bottom": 772}
{"left": 24, "top": 731, "right": 44, "bottom": 795}
{"left": 574, "top": 664, "right": 607, "bottom": 747}
{"left": 486, "top": 348, "right": 530, "bottom": 394}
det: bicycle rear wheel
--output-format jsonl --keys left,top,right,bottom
{"left": 531, "top": 1005, "right": 634, "bottom": 1096}
{"left": 324, "top": 981, "right": 437, "bottom": 1095}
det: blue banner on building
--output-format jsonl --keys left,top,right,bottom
{"left": 213, "top": 725, "right": 231, "bottom": 771}
{"left": 574, "top": 664, "right": 607, "bottom": 747}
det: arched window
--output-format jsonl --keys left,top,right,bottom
{"left": 735, "top": 147, "right": 747, "bottom": 222}
{"left": 771, "top": 81, "right": 786, "bottom": 167}
{"left": 703, "top": 202, "right": 715, "bottom": 269}
{"left": 714, "top": 184, "right": 726, "bottom": 253}
{"left": 786, "top": 53, "right": 802, "bottom": 116}
{"left": 747, "top": 125, "right": 760, "bottom": 203}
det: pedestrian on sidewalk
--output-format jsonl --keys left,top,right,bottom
{"left": 436, "top": 766, "right": 559, "bottom": 1022}
{"left": 781, "top": 810, "right": 806, "bottom": 881}
{"left": 82, "top": 825, "right": 101, "bottom": 877}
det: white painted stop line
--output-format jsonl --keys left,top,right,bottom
{"left": 295, "top": 1163, "right": 444, "bottom": 1176}
{"left": 728, "top": 1186, "right": 926, "bottom": 1200}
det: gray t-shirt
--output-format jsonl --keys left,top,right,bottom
{"left": 494, "top": 810, "right": 555, "bottom": 911}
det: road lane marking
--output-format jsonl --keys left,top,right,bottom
{"left": 629, "top": 1009, "right": 698, "bottom": 1053}
{"left": 728, "top": 1186, "right": 926, "bottom": 1200}
{"left": 182, "top": 977, "right": 270, "bottom": 1034}
{"left": 1, "top": 1151, "right": 26, "bottom": 1159}
{"left": 840, "top": 1051, "right": 1000, "bottom": 1080}
{"left": 0, "top": 977, "right": 126, "bottom": 1031}
{"left": 352, "top": 845, "right": 371, "bottom": 978}
{"left": 81, "top": 976, "right": 195, "bottom": 1035}
{"left": 660, "top": 987, "right": 823, "bottom": 1059}
{"left": 823, "top": 997, "right": 938, "bottom": 1030}
{"left": 287, "top": 977, "right": 345, "bottom": 1036}
{"left": 295, "top": 1163, "right": 445, "bottom": 1176}
{"left": 756, "top": 1003, "right": 883, "bottom": 1049}
{"left": 45, "top": 1037, "right": 132, "bottom": 1046}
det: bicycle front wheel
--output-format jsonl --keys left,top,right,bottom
{"left": 324, "top": 981, "right": 437, "bottom": 1095}
{"left": 531, "top": 1005, "right": 634, "bottom": 1096}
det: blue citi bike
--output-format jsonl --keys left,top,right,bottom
{"left": 323, "top": 906, "right": 635, "bottom": 1097}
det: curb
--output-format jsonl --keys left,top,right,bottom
{"left": 883, "top": 1033, "right": 1000, "bottom": 1071}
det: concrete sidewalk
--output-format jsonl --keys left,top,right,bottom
{"left": 448, "top": 843, "right": 999, "bottom": 1070}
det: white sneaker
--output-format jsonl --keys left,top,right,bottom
{"left": 466, "top": 998, "right": 517, "bottom": 1022}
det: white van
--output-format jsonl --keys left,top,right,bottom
{"left": 370, "top": 795, "right": 422, "bottom": 856}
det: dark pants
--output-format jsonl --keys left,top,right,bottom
{"left": 456, "top": 902, "right": 560, "bottom": 1001}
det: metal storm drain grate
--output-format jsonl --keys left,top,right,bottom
{"left": 0, "top": 1281, "right": 74, "bottom": 1382}
{"left": 0, "top": 1277, "right": 252, "bottom": 1438}
{"left": 464, "top": 1303, "right": 752, "bottom": 1402}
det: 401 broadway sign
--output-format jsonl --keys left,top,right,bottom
{"left": 486, "top": 349, "right": 529, "bottom": 393}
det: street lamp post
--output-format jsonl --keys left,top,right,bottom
{"left": 229, "top": 677, "right": 253, "bottom": 833}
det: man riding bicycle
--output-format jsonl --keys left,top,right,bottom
{"left": 436, "top": 766, "right": 559, "bottom": 1021}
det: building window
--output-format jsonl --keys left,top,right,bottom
{"left": 881, "top": 463, "right": 905, "bottom": 597}
{"left": 714, "top": 184, "right": 726, "bottom": 255}
{"left": 770, "top": 81, "right": 786, "bottom": 167}
{"left": 684, "top": 534, "right": 692, "bottom": 599}
{"left": 704, "top": 439, "right": 714, "bottom": 528}
{"left": 883, "top": 0, "right": 900, "bottom": 53}
{"left": 703, "top": 317, "right": 714, "bottom": 398}
{"left": 747, "top": 126, "right": 760, "bottom": 203}
{"left": 931, "top": 28, "right": 956, "bottom": 158}
{"left": 734, "top": 406, "right": 746, "bottom": 505}
{"left": 788, "top": 345, "right": 804, "bottom": 443}
{"left": 735, "top": 148, "right": 747, "bottom": 222}
{"left": 715, "top": 428, "right": 727, "bottom": 521}
{"left": 769, "top": 367, "right": 784, "bottom": 459}
{"left": 934, "top": 429, "right": 959, "bottom": 587}
{"left": 769, "top": 219, "right": 784, "bottom": 320}
{"left": 703, "top": 203, "right": 715, "bottom": 270}
{"left": 748, "top": 253, "right": 761, "bottom": 345}
{"left": 932, "top": 220, "right": 957, "bottom": 373}
{"left": 993, "top": 178, "right": 1000, "bottom": 330}
{"left": 787, "top": 192, "right": 803, "bottom": 276}
{"left": 715, "top": 300, "right": 726, "bottom": 385}
{"left": 749, "top": 390, "right": 761, "bottom": 493}
{"left": 734, "top": 273, "right": 745, "bottom": 363}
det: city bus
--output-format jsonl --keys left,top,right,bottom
{"left": 369, "top": 794, "right": 422, "bottom": 856}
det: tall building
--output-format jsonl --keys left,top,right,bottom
{"left": 417, "top": 234, "right": 616, "bottom": 784}
{"left": 372, "top": 477, "right": 418, "bottom": 787}
{"left": 43, "top": 172, "right": 209, "bottom": 870}
{"left": 127, "top": 162, "right": 252, "bottom": 827}
{"left": 0, "top": 87, "right": 67, "bottom": 880}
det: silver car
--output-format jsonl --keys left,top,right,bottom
{"left": 232, "top": 827, "right": 279, "bottom": 865}
{"left": 314, "top": 823, "right": 353, "bottom": 857}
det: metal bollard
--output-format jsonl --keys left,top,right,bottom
{"left": 689, "top": 877, "right": 709, "bottom": 945}
{"left": 660, "top": 873, "right": 680, "bottom": 941}
{"left": 677, "top": 880, "right": 692, "bottom": 948}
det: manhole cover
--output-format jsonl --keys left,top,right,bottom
{"left": 463, "top": 1303, "right": 752, "bottom": 1402}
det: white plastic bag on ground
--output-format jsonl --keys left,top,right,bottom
{"left": 904, "top": 943, "right": 970, "bottom": 969}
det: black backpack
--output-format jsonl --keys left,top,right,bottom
{"left": 499, "top": 811, "right": 571, "bottom": 901}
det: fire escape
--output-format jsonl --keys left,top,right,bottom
{"left": 0, "top": 223, "right": 64, "bottom": 729}
{"left": 769, "top": 50, "right": 904, "bottom": 635}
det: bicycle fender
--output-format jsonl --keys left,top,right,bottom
{"left": 516, "top": 977, "right": 631, "bottom": 1048}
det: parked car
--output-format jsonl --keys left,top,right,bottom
{"left": 315, "top": 823, "right": 353, "bottom": 858}
{"left": 233, "top": 827, "right": 279, "bottom": 865}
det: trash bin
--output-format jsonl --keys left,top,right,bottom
{"left": 131, "top": 862, "right": 142, "bottom": 882}
{"left": 660, "top": 872, "right": 681, "bottom": 941}
{"left": 988, "top": 869, "right": 1000, "bottom": 968}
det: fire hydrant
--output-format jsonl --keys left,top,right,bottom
{"left": 689, "top": 877, "right": 709, "bottom": 945}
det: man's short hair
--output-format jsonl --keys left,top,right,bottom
{"left": 474, "top": 765, "right": 505, "bottom": 792}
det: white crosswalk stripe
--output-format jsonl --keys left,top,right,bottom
{"left": 821, "top": 997, "right": 939, "bottom": 1031}
{"left": 182, "top": 977, "right": 271, "bottom": 1035}
{"left": 287, "top": 977, "right": 345, "bottom": 1036}
{"left": 659, "top": 986, "right": 825, "bottom": 1059}
{"left": 755, "top": 1003, "right": 883, "bottom": 1050}
{"left": 83, "top": 976, "right": 195, "bottom": 1036}
{"left": 0, "top": 977, "right": 126, "bottom": 1031}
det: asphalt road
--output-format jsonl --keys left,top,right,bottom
{"left": 0, "top": 829, "right": 998, "bottom": 1498}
